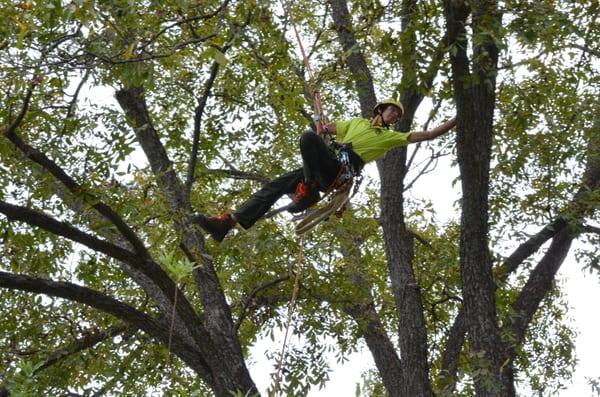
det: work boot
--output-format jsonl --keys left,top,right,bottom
{"left": 287, "top": 180, "right": 320, "bottom": 213}
{"left": 192, "top": 212, "right": 236, "bottom": 242}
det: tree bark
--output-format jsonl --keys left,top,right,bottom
{"left": 444, "top": 0, "right": 515, "bottom": 394}
{"left": 440, "top": 127, "right": 600, "bottom": 392}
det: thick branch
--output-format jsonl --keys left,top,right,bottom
{"left": 2, "top": 128, "right": 150, "bottom": 260}
{"left": 0, "top": 275, "right": 213, "bottom": 388}
{"left": 115, "top": 87, "right": 257, "bottom": 395}
{"left": 582, "top": 224, "right": 600, "bottom": 235}
{"left": 0, "top": 200, "right": 143, "bottom": 265}
{"left": 345, "top": 303, "right": 404, "bottom": 394}
{"left": 502, "top": 125, "right": 600, "bottom": 361}
{"left": 505, "top": 230, "right": 574, "bottom": 352}
{"left": 0, "top": 271, "right": 211, "bottom": 379}
{"left": 443, "top": 0, "right": 471, "bottom": 87}
{"left": 0, "top": 201, "right": 215, "bottom": 372}
{"left": 115, "top": 87, "right": 189, "bottom": 210}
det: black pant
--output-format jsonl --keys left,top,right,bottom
{"left": 234, "top": 132, "right": 341, "bottom": 229}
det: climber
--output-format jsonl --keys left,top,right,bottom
{"left": 193, "top": 99, "right": 457, "bottom": 242}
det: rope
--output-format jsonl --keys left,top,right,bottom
{"left": 284, "top": 0, "right": 327, "bottom": 129}
{"left": 270, "top": 4, "right": 331, "bottom": 393}
{"left": 271, "top": 234, "right": 305, "bottom": 396}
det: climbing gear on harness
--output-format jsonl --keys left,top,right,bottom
{"left": 331, "top": 142, "right": 364, "bottom": 182}
{"left": 294, "top": 142, "right": 365, "bottom": 235}
{"left": 295, "top": 184, "right": 353, "bottom": 235}
{"left": 192, "top": 212, "right": 236, "bottom": 243}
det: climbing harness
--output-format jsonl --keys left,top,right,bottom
{"left": 293, "top": 140, "right": 364, "bottom": 234}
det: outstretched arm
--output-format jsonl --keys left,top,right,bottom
{"left": 408, "top": 118, "right": 456, "bottom": 143}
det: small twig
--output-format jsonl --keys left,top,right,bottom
{"left": 204, "top": 167, "right": 270, "bottom": 184}
{"left": 59, "top": 70, "right": 90, "bottom": 136}
{"left": 406, "top": 97, "right": 442, "bottom": 172}
{"left": 235, "top": 274, "right": 291, "bottom": 331}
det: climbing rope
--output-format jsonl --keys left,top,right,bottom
{"left": 270, "top": 3, "right": 344, "bottom": 392}
{"left": 271, "top": 234, "right": 305, "bottom": 395}
{"left": 284, "top": 0, "right": 328, "bottom": 132}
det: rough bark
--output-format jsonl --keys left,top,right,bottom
{"left": 336, "top": 229, "right": 404, "bottom": 396}
{"left": 444, "top": 0, "right": 515, "bottom": 394}
{"left": 506, "top": 230, "right": 574, "bottom": 352}
{"left": 346, "top": 302, "right": 404, "bottom": 395}
{"left": 3, "top": 77, "right": 258, "bottom": 396}
{"left": 440, "top": 128, "right": 600, "bottom": 391}
{"left": 328, "top": 0, "right": 445, "bottom": 394}
{"left": 378, "top": 153, "right": 433, "bottom": 396}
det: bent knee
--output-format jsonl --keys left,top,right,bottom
{"left": 299, "top": 130, "right": 320, "bottom": 148}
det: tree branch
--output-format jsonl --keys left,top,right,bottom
{"left": 328, "top": 0, "right": 377, "bottom": 117}
{"left": 505, "top": 230, "right": 574, "bottom": 354}
{"left": 582, "top": 224, "right": 600, "bottom": 235}
{"left": 138, "top": 2, "right": 231, "bottom": 52}
{"left": 185, "top": 11, "right": 244, "bottom": 197}
{"left": 0, "top": 271, "right": 213, "bottom": 382}
{"left": 0, "top": 200, "right": 141, "bottom": 264}
{"left": 570, "top": 43, "right": 600, "bottom": 58}
{"left": 502, "top": 124, "right": 600, "bottom": 362}
{"left": 443, "top": 0, "right": 471, "bottom": 87}
{"left": 115, "top": 87, "right": 257, "bottom": 394}
{"left": 234, "top": 274, "right": 291, "bottom": 331}
{"left": 0, "top": 200, "right": 215, "bottom": 367}
{"left": 441, "top": 124, "right": 600, "bottom": 391}
{"left": 59, "top": 70, "right": 89, "bottom": 137}
{"left": 345, "top": 302, "right": 404, "bottom": 393}
{"left": 2, "top": 80, "right": 38, "bottom": 136}
{"left": 2, "top": 126, "right": 151, "bottom": 260}
{"left": 204, "top": 168, "right": 270, "bottom": 184}
{"left": 185, "top": 61, "right": 221, "bottom": 198}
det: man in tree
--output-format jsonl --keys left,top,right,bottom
{"left": 194, "top": 99, "right": 456, "bottom": 242}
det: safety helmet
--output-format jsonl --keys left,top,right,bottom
{"left": 373, "top": 99, "right": 404, "bottom": 117}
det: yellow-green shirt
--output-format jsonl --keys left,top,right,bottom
{"left": 335, "top": 118, "right": 412, "bottom": 163}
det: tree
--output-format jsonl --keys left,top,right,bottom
{"left": 1, "top": 0, "right": 598, "bottom": 396}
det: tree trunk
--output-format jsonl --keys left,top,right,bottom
{"left": 444, "top": 0, "right": 515, "bottom": 394}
